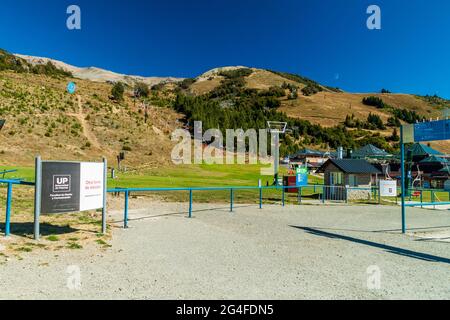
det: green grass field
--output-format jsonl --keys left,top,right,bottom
{"left": 2, "top": 164, "right": 450, "bottom": 205}
{"left": 107, "top": 164, "right": 323, "bottom": 204}
{"left": 0, "top": 164, "right": 322, "bottom": 187}
{"left": 0, "top": 164, "right": 324, "bottom": 205}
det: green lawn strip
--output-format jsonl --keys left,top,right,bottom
{"left": 0, "top": 164, "right": 325, "bottom": 206}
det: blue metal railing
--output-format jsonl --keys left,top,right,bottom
{"left": 9, "top": 180, "right": 447, "bottom": 237}
{"left": 107, "top": 185, "right": 292, "bottom": 228}
{"left": 0, "top": 169, "right": 18, "bottom": 179}
{"left": 0, "top": 179, "right": 35, "bottom": 237}
{"left": 106, "top": 185, "right": 377, "bottom": 229}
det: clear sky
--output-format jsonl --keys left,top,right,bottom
{"left": 1, "top": 0, "right": 450, "bottom": 98}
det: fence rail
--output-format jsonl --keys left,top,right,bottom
{"left": 4, "top": 179, "right": 449, "bottom": 237}
{"left": 0, "top": 179, "right": 35, "bottom": 236}
{"left": 107, "top": 185, "right": 382, "bottom": 229}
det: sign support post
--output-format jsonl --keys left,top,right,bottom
{"left": 34, "top": 156, "right": 42, "bottom": 241}
{"left": 102, "top": 157, "right": 107, "bottom": 234}
{"left": 5, "top": 182, "right": 12, "bottom": 237}
{"left": 400, "top": 127, "right": 406, "bottom": 234}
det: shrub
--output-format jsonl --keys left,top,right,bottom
{"left": 301, "top": 83, "right": 322, "bottom": 96}
{"left": 134, "top": 82, "right": 150, "bottom": 98}
{"left": 111, "top": 82, "right": 125, "bottom": 101}
{"left": 367, "top": 113, "right": 386, "bottom": 130}
{"left": 178, "top": 78, "right": 196, "bottom": 90}
{"left": 218, "top": 68, "right": 253, "bottom": 79}
{"left": 362, "top": 96, "right": 385, "bottom": 108}
{"left": 387, "top": 116, "right": 401, "bottom": 127}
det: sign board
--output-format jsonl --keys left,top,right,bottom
{"left": 402, "top": 124, "right": 415, "bottom": 143}
{"left": 444, "top": 180, "right": 450, "bottom": 191}
{"left": 413, "top": 119, "right": 450, "bottom": 142}
{"left": 40, "top": 161, "right": 105, "bottom": 214}
{"left": 380, "top": 180, "right": 397, "bottom": 197}
{"left": 67, "top": 82, "right": 76, "bottom": 94}
{"left": 296, "top": 167, "right": 308, "bottom": 187}
{"left": 443, "top": 108, "right": 450, "bottom": 119}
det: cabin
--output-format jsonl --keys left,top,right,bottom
{"left": 351, "top": 144, "right": 392, "bottom": 160}
{"left": 288, "top": 148, "right": 328, "bottom": 170}
{"left": 317, "top": 159, "right": 381, "bottom": 200}
{"left": 385, "top": 143, "right": 450, "bottom": 189}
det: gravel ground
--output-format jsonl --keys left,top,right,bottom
{"left": 1, "top": 201, "right": 449, "bottom": 300}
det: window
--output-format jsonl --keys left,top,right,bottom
{"left": 330, "top": 172, "right": 343, "bottom": 185}
{"left": 348, "top": 174, "right": 358, "bottom": 187}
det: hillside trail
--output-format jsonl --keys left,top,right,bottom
{"left": 68, "top": 95, "right": 102, "bottom": 150}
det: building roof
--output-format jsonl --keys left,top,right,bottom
{"left": 405, "top": 143, "right": 443, "bottom": 157}
{"left": 317, "top": 159, "right": 381, "bottom": 174}
{"left": 419, "top": 155, "right": 448, "bottom": 164}
{"left": 352, "top": 144, "right": 390, "bottom": 158}
{"left": 438, "top": 167, "right": 450, "bottom": 174}
{"left": 289, "top": 148, "right": 324, "bottom": 158}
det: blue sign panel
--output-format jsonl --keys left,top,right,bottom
{"left": 296, "top": 167, "right": 308, "bottom": 187}
{"left": 67, "top": 82, "right": 76, "bottom": 94}
{"left": 414, "top": 119, "right": 450, "bottom": 142}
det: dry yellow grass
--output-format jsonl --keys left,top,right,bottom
{"left": 279, "top": 92, "right": 441, "bottom": 128}
{"left": 0, "top": 71, "right": 182, "bottom": 167}
{"left": 189, "top": 76, "right": 224, "bottom": 95}
{"left": 245, "top": 69, "right": 303, "bottom": 90}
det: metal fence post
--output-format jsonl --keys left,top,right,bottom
{"left": 282, "top": 187, "right": 285, "bottom": 207}
{"left": 345, "top": 186, "right": 348, "bottom": 204}
{"left": 189, "top": 189, "right": 193, "bottom": 218}
{"left": 102, "top": 157, "right": 107, "bottom": 234}
{"left": 378, "top": 185, "right": 381, "bottom": 204}
{"left": 322, "top": 186, "right": 325, "bottom": 204}
{"left": 34, "top": 156, "right": 42, "bottom": 241}
{"left": 420, "top": 191, "right": 423, "bottom": 208}
{"left": 124, "top": 190, "right": 129, "bottom": 229}
{"left": 259, "top": 187, "right": 262, "bottom": 209}
{"left": 230, "top": 188, "right": 234, "bottom": 212}
{"left": 5, "top": 182, "right": 12, "bottom": 237}
{"left": 298, "top": 187, "right": 302, "bottom": 204}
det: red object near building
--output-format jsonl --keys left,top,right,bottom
{"left": 283, "top": 176, "right": 298, "bottom": 193}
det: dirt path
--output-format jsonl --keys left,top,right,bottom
{"left": 68, "top": 95, "right": 102, "bottom": 150}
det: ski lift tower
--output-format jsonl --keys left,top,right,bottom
{"left": 267, "top": 121, "right": 287, "bottom": 185}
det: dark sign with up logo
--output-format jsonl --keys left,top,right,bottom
{"left": 41, "top": 162, "right": 81, "bottom": 214}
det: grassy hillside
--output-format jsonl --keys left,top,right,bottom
{"left": 0, "top": 70, "right": 181, "bottom": 167}
{"left": 176, "top": 67, "right": 450, "bottom": 153}
{"left": 1, "top": 52, "right": 449, "bottom": 169}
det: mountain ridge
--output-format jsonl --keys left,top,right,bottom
{"left": 15, "top": 53, "right": 184, "bottom": 86}
{"left": 1, "top": 49, "right": 449, "bottom": 167}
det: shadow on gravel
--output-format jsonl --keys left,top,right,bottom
{"left": 0, "top": 222, "right": 77, "bottom": 238}
{"left": 302, "top": 225, "right": 450, "bottom": 234}
{"left": 291, "top": 226, "right": 450, "bottom": 265}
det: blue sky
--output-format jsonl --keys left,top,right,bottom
{"left": 1, "top": 0, "right": 450, "bottom": 98}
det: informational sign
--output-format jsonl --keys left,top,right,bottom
{"left": 444, "top": 180, "right": 450, "bottom": 191}
{"left": 413, "top": 119, "right": 450, "bottom": 142}
{"left": 296, "top": 167, "right": 308, "bottom": 187}
{"left": 380, "top": 180, "right": 397, "bottom": 197}
{"left": 67, "top": 82, "right": 76, "bottom": 94}
{"left": 41, "top": 161, "right": 105, "bottom": 214}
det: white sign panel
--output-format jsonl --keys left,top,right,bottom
{"left": 79, "top": 162, "right": 105, "bottom": 211}
{"left": 41, "top": 161, "right": 105, "bottom": 214}
{"left": 380, "top": 180, "right": 397, "bottom": 197}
